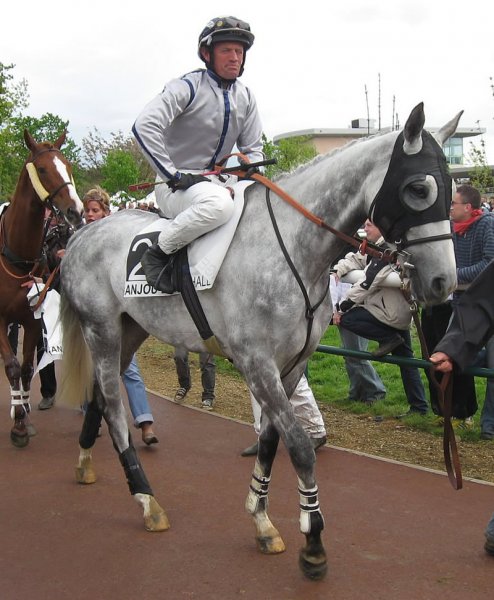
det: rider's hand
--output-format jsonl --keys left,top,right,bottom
{"left": 167, "top": 172, "right": 209, "bottom": 192}
{"left": 239, "top": 160, "right": 260, "bottom": 179}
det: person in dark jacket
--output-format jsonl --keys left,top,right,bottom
{"left": 430, "top": 257, "right": 494, "bottom": 557}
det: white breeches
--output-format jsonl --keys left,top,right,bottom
{"left": 250, "top": 374, "right": 327, "bottom": 437}
{"left": 155, "top": 179, "right": 235, "bottom": 254}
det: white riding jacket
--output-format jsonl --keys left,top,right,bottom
{"left": 132, "top": 68, "right": 264, "bottom": 181}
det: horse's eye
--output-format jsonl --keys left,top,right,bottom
{"left": 409, "top": 184, "right": 428, "bottom": 199}
{"left": 38, "top": 167, "right": 47, "bottom": 175}
{"left": 399, "top": 174, "right": 438, "bottom": 213}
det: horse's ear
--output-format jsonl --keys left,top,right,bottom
{"left": 53, "top": 130, "right": 67, "bottom": 149}
{"left": 403, "top": 103, "right": 425, "bottom": 154}
{"left": 23, "top": 129, "right": 37, "bottom": 152}
{"left": 434, "top": 111, "right": 464, "bottom": 145}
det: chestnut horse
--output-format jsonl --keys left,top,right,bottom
{"left": 0, "top": 130, "right": 83, "bottom": 447}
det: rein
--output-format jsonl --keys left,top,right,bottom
{"left": 0, "top": 216, "right": 47, "bottom": 281}
{"left": 401, "top": 284, "right": 462, "bottom": 490}
{"left": 250, "top": 172, "right": 398, "bottom": 263}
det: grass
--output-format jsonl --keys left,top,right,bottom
{"left": 142, "top": 324, "right": 488, "bottom": 443}
{"left": 308, "top": 325, "right": 487, "bottom": 442}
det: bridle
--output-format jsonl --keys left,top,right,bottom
{"left": 26, "top": 146, "right": 75, "bottom": 208}
{"left": 0, "top": 147, "right": 73, "bottom": 281}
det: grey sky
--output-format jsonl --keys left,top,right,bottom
{"left": 3, "top": 0, "right": 493, "bottom": 162}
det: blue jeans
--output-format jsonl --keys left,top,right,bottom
{"left": 340, "top": 307, "right": 428, "bottom": 414}
{"left": 122, "top": 355, "right": 153, "bottom": 428}
{"left": 338, "top": 326, "right": 386, "bottom": 401}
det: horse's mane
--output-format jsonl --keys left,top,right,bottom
{"left": 272, "top": 128, "right": 392, "bottom": 184}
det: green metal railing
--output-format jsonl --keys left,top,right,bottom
{"left": 316, "top": 344, "right": 494, "bottom": 378}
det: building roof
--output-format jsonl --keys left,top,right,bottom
{"left": 273, "top": 126, "right": 485, "bottom": 143}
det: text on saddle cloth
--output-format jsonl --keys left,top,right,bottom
{"left": 124, "top": 181, "right": 251, "bottom": 298}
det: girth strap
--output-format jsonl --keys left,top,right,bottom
{"left": 175, "top": 248, "right": 225, "bottom": 357}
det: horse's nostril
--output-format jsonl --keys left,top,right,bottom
{"left": 66, "top": 207, "right": 83, "bottom": 227}
{"left": 432, "top": 277, "right": 445, "bottom": 294}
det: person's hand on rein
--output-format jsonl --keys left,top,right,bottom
{"left": 21, "top": 276, "right": 43, "bottom": 289}
{"left": 167, "top": 173, "right": 209, "bottom": 192}
{"left": 430, "top": 352, "right": 454, "bottom": 373}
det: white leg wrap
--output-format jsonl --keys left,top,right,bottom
{"left": 298, "top": 478, "right": 323, "bottom": 534}
{"left": 10, "top": 388, "right": 27, "bottom": 419}
{"left": 245, "top": 462, "right": 271, "bottom": 515}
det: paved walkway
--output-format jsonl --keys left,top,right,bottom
{"left": 0, "top": 370, "right": 493, "bottom": 600}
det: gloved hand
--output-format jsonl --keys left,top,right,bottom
{"left": 167, "top": 172, "right": 209, "bottom": 192}
{"left": 239, "top": 160, "right": 261, "bottom": 179}
{"left": 338, "top": 299, "right": 355, "bottom": 313}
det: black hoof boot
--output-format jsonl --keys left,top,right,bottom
{"left": 141, "top": 244, "right": 176, "bottom": 294}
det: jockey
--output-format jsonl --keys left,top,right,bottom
{"left": 133, "top": 16, "right": 264, "bottom": 293}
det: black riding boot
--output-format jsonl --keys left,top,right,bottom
{"left": 141, "top": 243, "right": 176, "bottom": 294}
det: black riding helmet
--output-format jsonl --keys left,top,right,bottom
{"left": 198, "top": 16, "right": 254, "bottom": 79}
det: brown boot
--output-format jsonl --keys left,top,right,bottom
{"left": 141, "top": 422, "right": 158, "bottom": 445}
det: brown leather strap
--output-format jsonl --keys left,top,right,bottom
{"left": 222, "top": 165, "right": 396, "bottom": 263}
{"left": 404, "top": 287, "right": 462, "bottom": 490}
{"left": 31, "top": 265, "right": 59, "bottom": 312}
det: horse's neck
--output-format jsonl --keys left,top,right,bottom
{"left": 4, "top": 175, "right": 45, "bottom": 259}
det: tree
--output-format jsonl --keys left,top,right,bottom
{"left": 262, "top": 133, "right": 317, "bottom": 178}
{"left": 0, "top": 62, "right": 28, "bottom": 126}
{"left": 0, "top": 63, "right": 81, "bottom": 200}
{"left": 80, "top": 127, "right": 154, "bottom": 198}
{"left": 468, "top": 139, "right": 494, "bottom": 193}
{"left": 101, "top": 148, "right": 142, "bottom": 198}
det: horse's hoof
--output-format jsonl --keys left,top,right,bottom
{"left": 256, "top": 535, "right": 286, "bottom": 554}
{"left": 75, "top": 465, "right": 97, "bottom": 484}
{"left": 299, "top": 548, "right": 328, "bottom": 581}
{"left": 144, "top": 497, "right": 170, "bottom": 532}
{"left": 10, "top": 430, "right": 29, "bottom": 448}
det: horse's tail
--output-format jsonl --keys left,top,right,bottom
{"left": 59, "top": 293, "right": 94, "bottom": 408}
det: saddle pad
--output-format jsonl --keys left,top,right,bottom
{"left": 124, "top": 180, "right": 252, "bottom": 297}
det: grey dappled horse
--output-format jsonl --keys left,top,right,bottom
{"left": 59, "top": 103, "right": 461, "bottom": 580}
